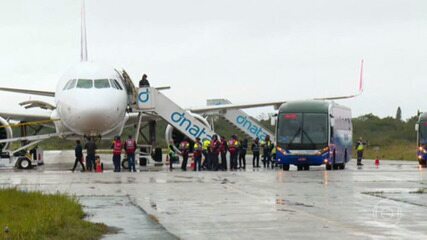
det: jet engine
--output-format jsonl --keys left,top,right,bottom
{"left": 165, "top": 112, "right": 211, "bottom": 155}
{"left": 0, "top": 116, "right": 13, "bottom": 152}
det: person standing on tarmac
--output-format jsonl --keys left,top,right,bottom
{"left": 239, "top": 138, "right": 248, "bottom": 169}
{"left": 179, "top": 138, "right": 190, "bottom": 171}
{"left": 251, "top": 137, "right": 260, "bottom": 168}
{"left": 228, "top": 135, "right": 239, "bottom": 170}
{"left": 210, "top": 135, "right": 221, "bottom": 171}
{"left": 262, "top": 135, "right": 274, "bottom": 168}
{"left": 84, "top": 138, "right": 97, "bottom": 171}
{"left": 193, "top": 138, "right": 203, "bottom": 171}
{"left": 72, "top": 140, "right": 85, "bottom": 172}
{"left": 124, "top": 135, "right": 137, "bottom": 172}
{"left": 111, "top": 136, "right": 123, "bottom": 172}
{"left": 355, "top": 137, "right": 366, "bottom": 166}
{"left": 219, "top": 136, "right": 228, "bottom": 170}
{"left": 168, "top": 145, "right": 177, "bottom": 170}
{"left": 202, "top": 139, "right": 211, "bottom": 170}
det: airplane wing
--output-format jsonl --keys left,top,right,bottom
{"left": 190, "top": 60, "right": 364, "bottom": 113}
{"left": 0, "top": 111, "right": 52, "bottom": 122}
{"left": 0, "top": 87, "right": 55, "bottom": 97}
{"left": 0, "top": 85, "right": 169, "bottom": 98}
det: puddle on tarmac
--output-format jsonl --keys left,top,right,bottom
{"left": 80, "top": 196, "right": 178, "bottom": 240}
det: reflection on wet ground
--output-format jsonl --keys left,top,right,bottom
{"left": 0, "top": 151, "right": 426, "bottom": 239}
{"left": 81, "top": 196, "right": 178, "bottom": 240}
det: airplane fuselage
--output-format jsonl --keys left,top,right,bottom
{"left": 51, "top": 62, "right": 128, "bottom": 138}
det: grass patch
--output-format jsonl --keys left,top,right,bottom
{"left": 353, "top": 142, "right": 417, "bottom": 161}
{"left": 0, "top": 189, "right": 109, "bottom": 240}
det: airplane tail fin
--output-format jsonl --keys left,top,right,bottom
{"left": 80, "top": 0, "right": 88, "bottom": 62}
{"left": 359, "top": 59, "right": 364, "bottom": 93}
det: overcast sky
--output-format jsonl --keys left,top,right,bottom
{"left": 1, "top": 0, "right": 426, "bottom": 120}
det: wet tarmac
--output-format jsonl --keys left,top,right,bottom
{"left": 0, "top": 151, "right": 426, "bottom": 239}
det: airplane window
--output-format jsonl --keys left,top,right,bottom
{"left": 94, "top": 79, "right": 110, "bottom": 89}
{"left": 113, "top": 79, "right": 123, "bottom": 90}
{"left": 76, "top": 79, "right": 93, "bottom": 89}
{"left": 67, "top": 79, "right": 76, "bottom": 90}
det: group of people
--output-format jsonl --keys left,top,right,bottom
{"left": 71, "top": 135, "right": 137, "bottom": 173}
{"left": 169, "top": 134, "right": 276, "bottom": 171}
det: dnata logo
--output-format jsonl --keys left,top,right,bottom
{"left": 138, "top": 88, "right": 150, "bottom": 103}
{"left": 236, "top": 115, "right": 268, "bottom": 140}
{"left": 171, "top": 112, "right": 212, "bottom": 140}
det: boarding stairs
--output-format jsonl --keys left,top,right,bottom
{"left": 206, "top": 100, "right": 275, "bottom": 143}
{"left": 136, "top": 87, "right": 217, "bottom": 142}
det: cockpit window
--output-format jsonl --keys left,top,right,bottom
{"left": 110, "top": 79, "right": 123, "bottom": 90}
{"left": 63, "top": 79, "right": 76, "bottom": 90}
{"left": 94, "top": 79, "right": 110, "bottom": 89}
{"left": 67, "top": 79, "right": 76, "bottom": 89}
{"left": 76, "top": 79, "right": 93, "bottom": 89}
{"left": 110, "top": 79, "right": 118, "bottom": 89}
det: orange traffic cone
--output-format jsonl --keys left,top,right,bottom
{"left": 375, "top": 157, "right": 380, "bottom": 166}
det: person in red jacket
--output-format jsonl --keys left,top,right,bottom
{"left": 111, "top": 136, "right": 122, "bottom": 172}
{"left": 209, "top": 135, "right": 221, "bottom": 171}
{"left": 124, "top": 135, "right": 137, "bottom": 172}
{"left": 228, "top": 135, "right": 239, "bottom": 170}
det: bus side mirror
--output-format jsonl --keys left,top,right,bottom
{"left": 415, "top": 123, "right": 419, "bottom": 132}
{"left": 330, "top": 118, "right": 335, "bottom": 127}
{"left": 270, "top": 115, "right": 277, "bottom": 126}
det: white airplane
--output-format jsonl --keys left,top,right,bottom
{"left": 0, "top": 1, "right": 363, "bottom": 168}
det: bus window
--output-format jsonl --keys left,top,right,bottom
{"left": 278, "top": 113, "right": 302, "bottom": 144}
{"left": 76, "top": 79, "right": 93, "bottom": 89}
{"left": 303, "top": 113, "right": 328, "bottom": 145}
{"left": 419, "top": 122, "right": 427, "bottom": 144}
{"left": 94, "top": 79, "right": 110, "bottom": 89}
{"left": 278, "top": 112, "right": 328, "bottom": 149}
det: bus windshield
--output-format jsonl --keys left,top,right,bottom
{"left": 278, "top": 112, "right": 328, "bottom": 149}
{"left": 419, "top": 122, "right": 427, "bottom": 145}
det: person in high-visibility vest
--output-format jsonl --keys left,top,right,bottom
{"left": 168, "top": 145, "right": 177, "bottom": 170}
{"left": 271, "top": 146, "right": 277, "bottom": 168}
{"left": 202, "top": 139, "right": 211, "bottom": 170}
{"left": 193, "top": 137, "right": 203, "bottom": 171}
{"left": 355, "top": 137, "right": 366, "bottom": 166}
{"left": 111, "top": 136, "right": 122, "bottom": 172}
{"left": 179, "top": 138, "right": 190, "bottom": 171}
{"left": 262, "top": 135, "right": 274, "bottom": 168}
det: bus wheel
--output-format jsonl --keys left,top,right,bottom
{"left": 325, "top": 164, "right": 332, "bottom": 170}
{"left": 333, "top": 164, "right": 339, "bottom": 170}
{"left": 419, "top": 160, "right": 427, "bottom": 168}
{"left": 122, "top": 158, "right": 129, "bottom": 170}
{"left": 282, "top": 164, "right": 290, "bottom": 171}
{"left": 339, "top": 163, "right": 346, "bottom": 170}
{"left": 303, "top": 165, "right": 310, "bottom": 171}
{"left": 297, "top": 165, "right": 303, "bottom": 171}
